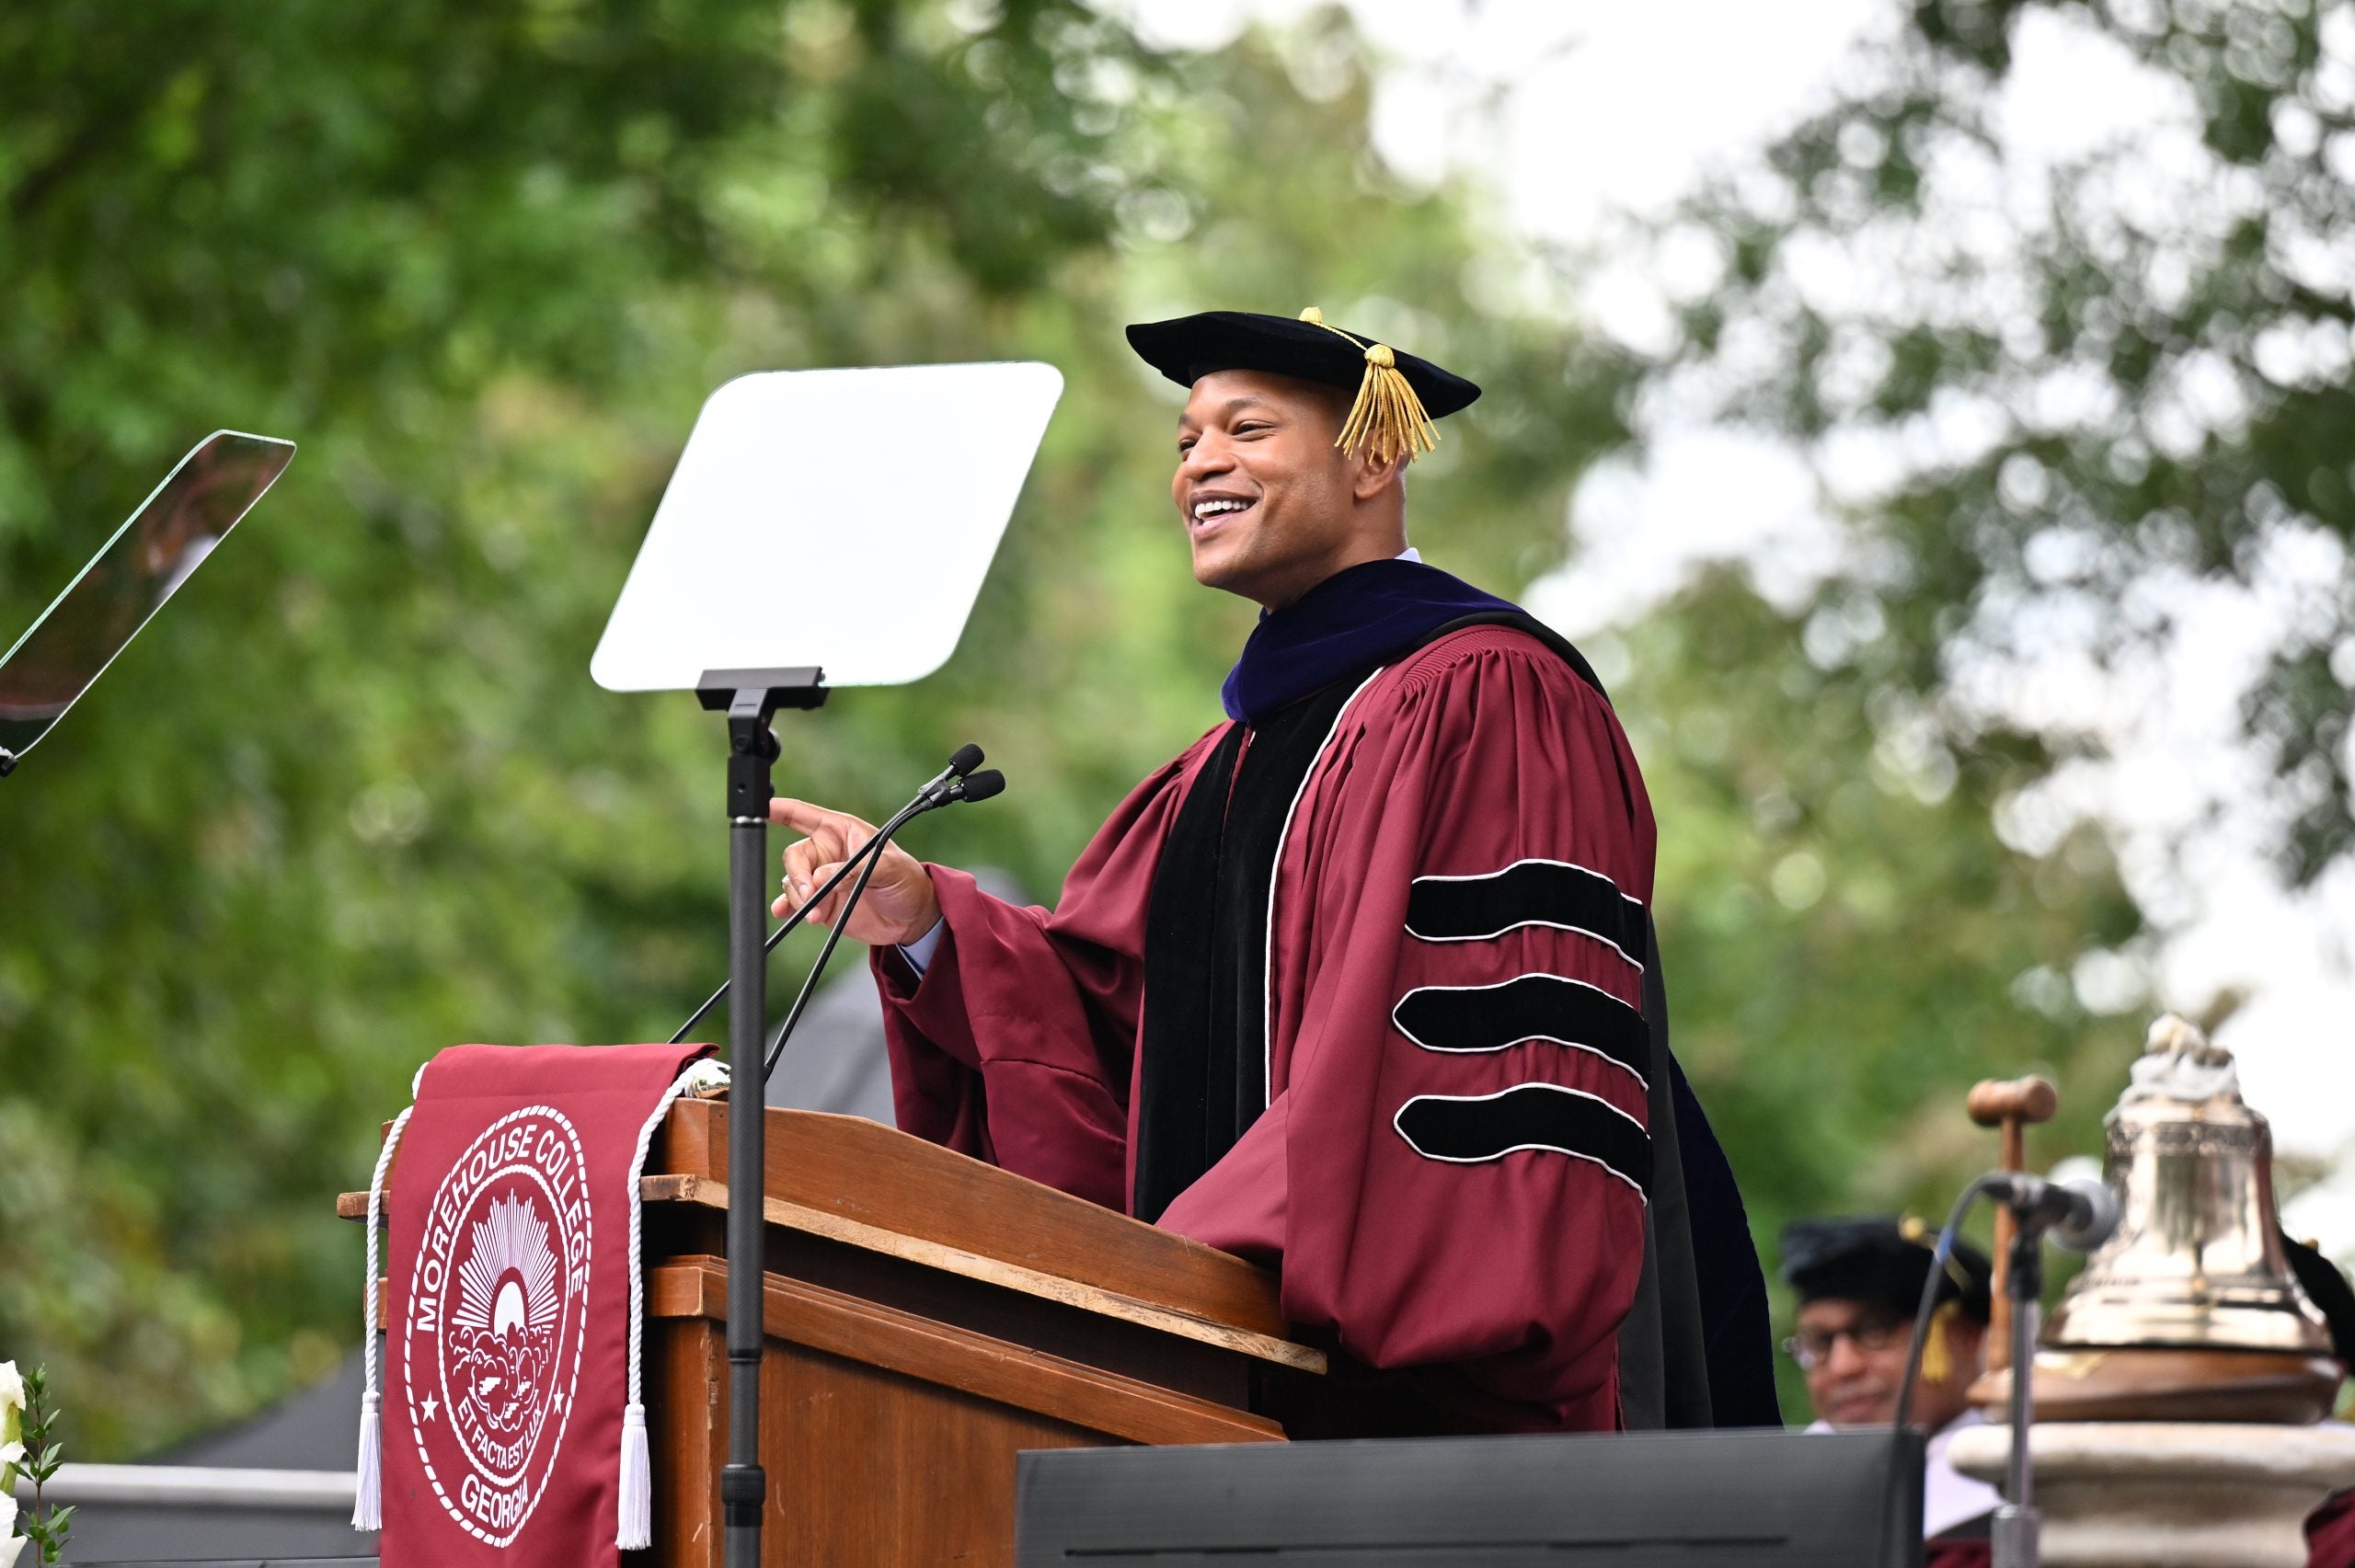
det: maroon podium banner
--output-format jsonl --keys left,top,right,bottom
{"left": 378, "top": 1042, "right": 710, "bottom": 1567}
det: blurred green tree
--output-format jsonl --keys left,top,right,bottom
{"left": 1633, "top": 0, "right": 2355, "bottom": 882}
{"left": 0, "top": 0, "right": 1175, "bottom": 1453}
{"left": 0, "top": 0, "right": 2142, "bottom": 1448}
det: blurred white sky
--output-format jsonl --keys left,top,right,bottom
{"left": 1120, "top": 0, "right": 2355, "bottom": 1248}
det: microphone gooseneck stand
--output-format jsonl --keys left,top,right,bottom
{"left": 670, "top": 742, "right": 991, "bottom": 1049}
{"left": 1994, "top": 1225, "right": 2043, "bottom": 1568}
{"left": 679, "top": 667, "right": 994, "bottom": 1568}
{"left": 1887, "top": 1171, "right": 2119, "bottom": 1568}
{"left": 1980, "top": 1172, "right": 2117, "bottom": 1568}
{"left": 764, "top": 765, "right": 1002, "bottom": 1082}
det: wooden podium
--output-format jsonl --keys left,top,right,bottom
{"left": 347, "top": 1098, "right": 1323, "bottom": 1566}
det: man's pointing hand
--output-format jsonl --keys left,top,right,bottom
{"left": 769, "top": 797, "right": 943, "bottom": 948}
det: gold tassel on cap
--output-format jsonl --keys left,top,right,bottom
{"left": 1299, "top": 305, "right": 1442, "bottom": 466}
{"left": 1920, "top": 1301, "right": 1959, "bottom": 1384}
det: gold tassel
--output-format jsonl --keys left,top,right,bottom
{"left": 1920, "top": 1302, "right": 1958, "bottom": 1384}
{"left": 1298, "top": 306, "right": 1442, "bottom": 465}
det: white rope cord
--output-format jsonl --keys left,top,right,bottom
{"left": 615, "top": 1057, "right": 729, "bottom": 1549}
{"left": 351, "top": 1103, "right": 415, "bottom": 1531}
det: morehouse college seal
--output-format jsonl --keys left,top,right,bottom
{"left": 402, "top": 1104, "right": 592, "bottom": 1547}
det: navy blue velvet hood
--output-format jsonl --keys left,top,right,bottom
{"left": 1221, "top": 557, "right": 1520, "bottom": 725}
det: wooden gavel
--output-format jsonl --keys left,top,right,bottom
{"left": 1968, "top": 1075, "right": 2059, "bottom": 1371}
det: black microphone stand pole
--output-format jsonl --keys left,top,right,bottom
{"left": 698, "top": 665, "right": 826, "bottom": 1568}
{"left": 1994, "top": 1223, "right": 2044, "bottom": 1568}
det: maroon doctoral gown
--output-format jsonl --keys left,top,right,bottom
{"left": 873, "top": 605, "right": 1682, "bottom": 1432}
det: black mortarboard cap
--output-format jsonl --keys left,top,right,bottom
{"left": 1124, "top": 307, "right": 1481, "bottom": 465}
{"left": 1779, "top": 1215, "right": 1993, "bottom": 1322}
{"left": 2284, "top": 1233, "right": 2355, "bottom": 1369}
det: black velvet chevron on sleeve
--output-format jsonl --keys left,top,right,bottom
{"left": 1390, "top": 974, "right": 1649, "bottom": 1086}
{"left": 1406, "top": 860, "right": 1648, "bottom": 962}
{"left": 1393, "top": 1084, "right": 1652, "bottom": 1195}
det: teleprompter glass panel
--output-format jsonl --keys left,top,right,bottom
{"left": 0, "top": 430, "right": 296, "bottom": 766}
{"left": 591, "top": 362, "right": 1063, "bottom": 692}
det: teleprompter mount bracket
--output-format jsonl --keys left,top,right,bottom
{"left": 695, "top": 667, "right": 828, "bottom": 823}
{"left": 694, "top": 666, "right": 830, "bottom": 715}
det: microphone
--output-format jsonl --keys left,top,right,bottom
{"left": 911, "top": 743, "right": 985, "bottom": 807}
{"left": 948, "top": 769, "right": 1004, "bottom": 805}
{"left": 667, "top": 743, "right": 993, "bottom": 1047}
{"left": 1980, "top": 1171, "right": 2120, "bottom": 1253}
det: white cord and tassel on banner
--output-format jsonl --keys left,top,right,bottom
{"left": 616, "top": 1057, "right": 729, "bottom": 1549}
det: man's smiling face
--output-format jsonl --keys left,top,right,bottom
{"left": 1172, "top": 369, "right": 1387, "bottom": 609}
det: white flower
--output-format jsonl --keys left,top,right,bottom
{"left": 0, "top": 1490, "right": 21, "bottom": 1568}
{"left": 0, "top": 1362, "right": 18, "bottom": 1483}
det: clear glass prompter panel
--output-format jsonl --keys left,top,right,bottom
{"left": 592, "top": 362, "right": 1064, "bottom": 692}
{"left": 0, "top": 431, "right": 296, "bottom": 769}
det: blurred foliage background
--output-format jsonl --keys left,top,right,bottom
{"left": 0, "top": 0, "right": 2192, "bottom": 1451}
{"left": 1653, "top": 0, "right": 2355, "bottom": 885}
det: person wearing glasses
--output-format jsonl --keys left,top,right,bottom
{"left": 1780, "top": 1216, "right": 1998, "bottom": 1565}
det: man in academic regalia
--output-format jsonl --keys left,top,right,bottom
{"left": 1780, "top": 1217, "right": 1999, "bottom": 1568}
{"left": 773, "top": 308, "right": 1777, "bottom": 1433}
